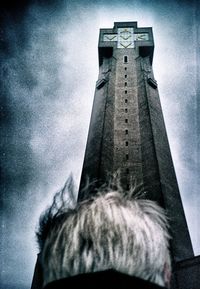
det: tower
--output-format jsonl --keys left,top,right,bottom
{"left": 31, "top": 21, "right": 200, "bottom": 289}
{"left": 78, "top": 22, "right": 200, "bottom": 288}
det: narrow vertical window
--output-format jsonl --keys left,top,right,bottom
{"left": 125, "top": 90, "right": 127, "bottom": 94}
{"left": 125, "top": 67, "right": 127, "bottom": 71}
{"left": 124, "top": 56, "right": 128, "bottom": 63}
{"left": 125, "top": 99, "right": 128, "bottom": 103}
{"left": 126, "top": 184, "right": 130, "bottom": 190}
{"left": 125, "top": 129, "right": 128, "bottom": 134}
{"left": 125, "top": 75, "right": 127, "bottom": 78}
{"left": 125, "top": 108, "right": 128, "bottom": 113}
{"left": 126, "top": 168, "right": 129, "bottom": 174}
{"left": 125, "top": 141, "right": 128, "bottom": 146}
{"left": 125, "top": 119, "right": 128, "bottom": 123}
{"left": 125, "top": 82, "right": 127, "bottom": 87}
{"left": 126, "top": 154, "right": 129, "bottom": 160}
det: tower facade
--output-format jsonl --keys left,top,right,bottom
{"left": 31, "top": 21, "right": 200, "bottom": 289}
{"left": 78, "top": 22, "right": 197, "bottom": 286}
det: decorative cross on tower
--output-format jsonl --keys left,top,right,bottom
{"left": 103, "top": 26, "right": 149, "bottom": 48}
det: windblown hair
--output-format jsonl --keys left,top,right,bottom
{"left": 37, "top": 177, "right": 171, "bottom": 288}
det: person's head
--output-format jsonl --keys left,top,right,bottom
{"left": 37, "top": 178, "right": 171, "bottom": 288}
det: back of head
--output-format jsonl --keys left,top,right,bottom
{"left": 37, "top": 181, "right": 171, "bottom": 288}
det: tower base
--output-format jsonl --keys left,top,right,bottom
{"left": 171, "top": 255, "right": 200, "bottom": 289}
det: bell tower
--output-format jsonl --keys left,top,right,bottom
{"left": 31, "top": 21, "right": 200, "bottom": 289}
{"left": 78, "top": 22, "right": 200, "bottom": 288}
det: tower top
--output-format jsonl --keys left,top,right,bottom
{"left": 98, "top": 21, "right": 154, "bottom": 65}
{"left": 114, "top": 21, "right": 138, "bottom": 29}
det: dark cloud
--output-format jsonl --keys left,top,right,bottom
{"left": 0, "top": 0, "right": 199, "bottom": 288}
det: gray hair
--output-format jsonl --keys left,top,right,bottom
{"left": 37, "top": 178, "right": 171, "bottom": 287}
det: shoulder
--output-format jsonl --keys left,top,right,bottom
{"left": 43, "top": 270, "right": 167, "bottom": 289}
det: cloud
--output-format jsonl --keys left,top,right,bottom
{"left": 1, "top": 0, "right": 199, "bottom": 287}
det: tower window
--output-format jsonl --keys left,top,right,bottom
{"left": 125, "top": 90, "right": 127, "bottom": 94}
{"left": 125, "top": 141, "right": 128, "bottom": 146}
{"left": 126, "top": 184, "right": 130, "bottom": 190}
{"left": 125, "top": 67, "right": 127, "bottom": 71}
{"left": 125, "top": 129, "right": 128, "bottom": 134}
{"left": 125, "top": 99, "right": 128, "bottom": 103}
{"left": 125, "top": 108, "right": 128, "bottom": 113}
{"left": 126, "top": 154, "right": 129, "bottom": 160}
{"left": 124, "top": 56, "right": 128, "bottom": 63}
{"left": 126, "top": 168, "right": 129, "bottom": 174}
{"left": 125, "top": 119, "right": 128, "bottom": 123}
{"left": 125, "top": 82, "right": 127, "bottom": 86}
{"left": 125, "top": 75, "right": 127, "bottom": 78}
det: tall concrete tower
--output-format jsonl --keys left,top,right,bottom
{"left": 31, "top": 21, "right": 200, "bottom": 289}
{"left": 78, "top": 22, "right": 199, "bottom": 288}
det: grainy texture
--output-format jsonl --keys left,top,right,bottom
{"left": 78, "top": 22, "right": 193, "bottom": 265}
{"left": 75, "top": 23, "right": 200, "bottom": 289}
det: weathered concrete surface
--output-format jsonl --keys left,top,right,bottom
{"left": 78, "top": 22, "right": 199, "bottom": 289}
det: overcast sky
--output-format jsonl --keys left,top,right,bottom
{"left": 1, "top": 0, "right": 199, "bottom": 288}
